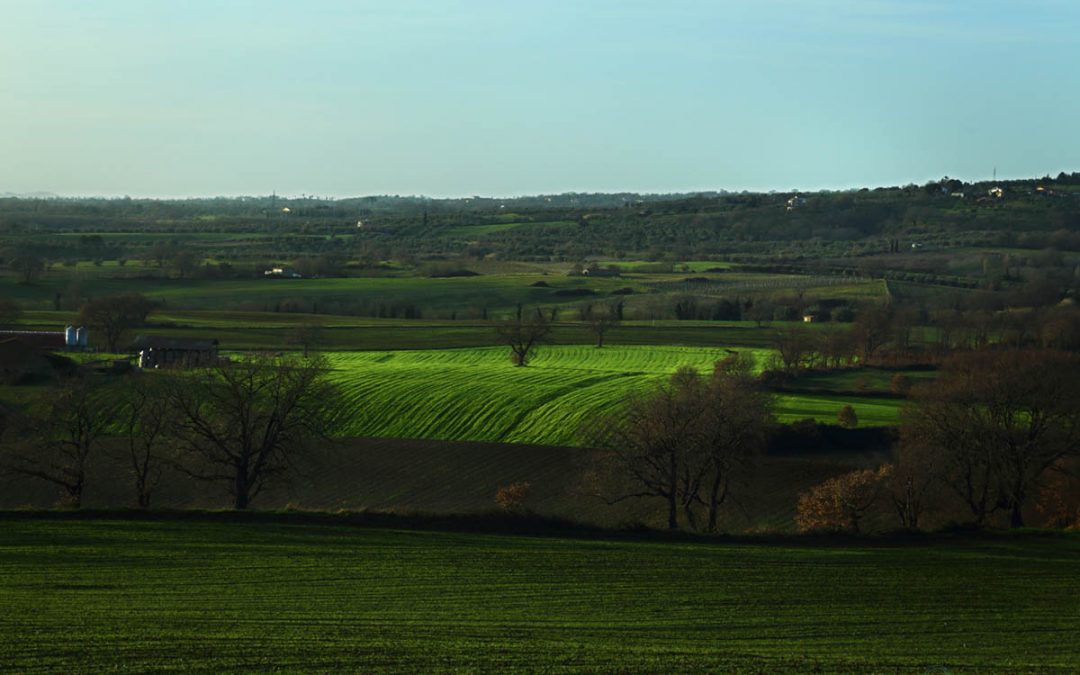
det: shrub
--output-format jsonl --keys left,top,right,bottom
{"left": 890, "top": 373, "right": 912, "bottom": 395}
{"left": 495, "top": 482, "right": 531, "bottom": 513}
{"left": 796, "top": 467, "right": 889, "bottom": 533}
{"left": 837, "top": 405, "right": 858, "bottom": 429}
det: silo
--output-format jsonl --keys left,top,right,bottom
{"left": 76, "top": 326, "right": 88, "bottom": 350}
{"left": 64, "top": 326, "right": 76, "bottom": 350}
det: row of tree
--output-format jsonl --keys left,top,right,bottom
{"left": 797, "top": 349, "right": 1080, "bottom": 532}
{"left": 587, "top": 348, "right": 1080, "bottom": 532}
{"left": 0, "top": 355, "right": 338, "bottom": 509}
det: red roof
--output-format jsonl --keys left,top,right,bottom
{"left": 0, "top": 339, "right": 51, "bottom": 369}
{"left": 0, "top": 331, "right": 66, "bottom": 350}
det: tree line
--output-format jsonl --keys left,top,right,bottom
{"left": 584, "top": 347, "right": 1080, "bottom": 532}
{"left": 0, "top": 354, "right": 339, "bottom": 510}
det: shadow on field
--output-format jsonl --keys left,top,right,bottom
{"left": 0, "top": 507, "right": 1073, "bottom": 550}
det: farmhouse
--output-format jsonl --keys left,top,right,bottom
{"left": 264, "top": 266, "right": 302, "bottom": 278}
{"left": 134, "top": 336, "right": 219, "bottom": 369}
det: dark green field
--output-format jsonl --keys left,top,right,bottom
{"left": 0, "top": 517, "right": 1076, "bottom": 672}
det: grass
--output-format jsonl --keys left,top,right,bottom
{"left": 323, "top": 346, "right": 904, "bottom": 445}
{"left": 13, "top": 310, "right": 815, "bottom": 350}
{"left": 0, "top": 516, "right": 1075, "bottom": 672}
{"left": 326, "top": 346, "right": 756, "bottom": 445}
{"left": 0, "top": 272, "right": 641, "bottom": 314}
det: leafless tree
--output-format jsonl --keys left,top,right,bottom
{"left": 582, "top": 303, "right": 620, "bottom": 348}
{"left": 166, "top": 353, "right": 340, "bottom": 509}
{"left": 117, "top": 373, "right": 173, "bottom": 508}
{"left": 285, "top": 322, "right": 324, "bottom": 358}
{"left": 495, "top": 310, "right": 552, "bottom": 366}
{"left": 587, "top": 357, "right": 772, "bottom": 532}
{"left": 901, "top": 349, "right": 1080, "bottom": 527}
{"left": 1, "top": 376, "right": 117, "bottom": 507}
{"left": 771, "top": 325, "right": 813, "bottom": 372}
{"left": 77, "top": 293, "right": 155, "bottom": 352}
{"left": 880, "top": 441, "right": 940, "bottom": 530}
{"left": 691, "top": 355, "right": 772, "bottom": 532}
{"left": 851, "top": 306, "right": 892, "bottom": 363}
{"left": 587, "top": 367, "right": 707, "bottom": 530}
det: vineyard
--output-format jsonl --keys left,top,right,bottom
{"left": 324, "top": 346, "right": 903, "bottom": 446}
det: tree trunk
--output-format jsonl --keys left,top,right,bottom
{"left": 65, "top": 483, "right": 83, "bottom": 509}
{"left": 1010, "top": 501, "right": 1024, "bottom": 528}
{"left": 706, "top": 473, "right": 724, "bottom": 533}
{"left": 667, "top": 491, "right": 678, "bottom": 530}
{"left": 234, "top": 473, "right": 250, "bottom": 509}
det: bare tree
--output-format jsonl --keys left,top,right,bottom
{"left": 167, "top": 354, "right": 340, "bottom": 509}
{"left": 880, "top": 441, "right": 940, "bottom": 530}
{"left": 2, "top": 376, "right": 117, "bottom": 507}
{"left": 691, "top": 355, "right": 772, "bottom": 532}
{"left": 771, "top": 325, "right": 813, "bottom": 372}
{"left": 902, "top": 349, "right": 1080, "bottom": 527}
{"left": 285, "top": 322, "right": 324, "bottom": 358}
{"left": 851, "top": 306, "right": 892, "bottom": 363}
{"left": 8, "top": 251, "right": 45, "bottom": 284}
{"left": 582, "top": 303, "right": 620, "bottom": 348}
{"left": 77, "top": 293, "right": 155, "bottom": 352}
{"left": 587, "top": 358, "right": 771, "bottom": 532}
{"left": 495, "top": 310, "right": 552, "bottom": 366}
{"left": 117, "top": 373, "right": 173, "bottom": 508}
{"left": 587, "top": 367, "right": 706, "bottom": 530}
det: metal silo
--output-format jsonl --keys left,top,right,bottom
{"left": 76, "top": 326, "right": 88, "bottom": 350}
{"left": 64, "top": 326, "right": 77, "bottom": 350}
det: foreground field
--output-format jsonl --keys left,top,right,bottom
{"left": 325, "top": 346, "right": 902, "bottom": 445}
{"left": 0, "top": 517, "right": 1076, "bottom": 672}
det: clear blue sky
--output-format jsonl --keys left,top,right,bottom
{"left": 2, "top": 0, "right": 1078, "bottom": 197}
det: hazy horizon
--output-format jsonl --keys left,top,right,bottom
{"left": 3, "top": 1, "right": 1079, "bottom": 198}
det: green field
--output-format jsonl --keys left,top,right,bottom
{"left": 0, "top": 517, "right": 1075, "bottom": 672}
{"left": 325, "top": 346, "right": 903, "bottom": 445}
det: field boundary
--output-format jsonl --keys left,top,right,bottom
{"left": 1, "top": 508, "right": 1073, "bottom": 548}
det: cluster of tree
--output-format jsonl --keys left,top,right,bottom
{"left": 0, "top": 355, "right": 340, "bottom": 510}
{"left": 77, "top": 293, "right": 155, "bottom": 352}
{"left": 764, "top": 304, "right": 1080, "bottom": 372}
{"left": 586, "top": 356, "right": 772, "bottom": 531}
{"left": 796, "top": 349, "right": 1080, "bottom": 532}
{"left": 7, "top": 172, "right": 1080, "bottom": 269}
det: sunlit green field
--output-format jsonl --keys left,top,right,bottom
{"left": 0, "top": 517, "right": 1075, "bottom": 672}
{"left": 325, "top": 346, "right": 903, "bottom": 445}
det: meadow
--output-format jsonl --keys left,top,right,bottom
{"left": 324, "top": 346, "right": 903, "bottom": 446}
{"left": 0, "top": 516, "right": 1075, "bottom": 672}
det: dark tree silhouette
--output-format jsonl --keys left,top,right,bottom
{"left": 495, "top": 310, "right": 551, "bottom": 366}
{"left": 167, "top": 354, "right": 340, "bottom": 509}
{"left": 78, "top": 293, "right": 154, "bottom": 352}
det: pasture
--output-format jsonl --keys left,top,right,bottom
{"left": 0, "top": 517, "right": 1075, "bottom": 672}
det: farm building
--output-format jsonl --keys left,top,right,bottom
{"left": 0, "top": 338, "right": 52, "bottom": 382}
{"left": 0, "top": 327, "right": 88, "bottom": 351}
{"left": 0, "top": 337, "right": 76, "bottom": 383}
{"left": 263, "top": 267, "right": 302, "bottom": 278}
{"left": 134, "top": 336, "right": 219, "bottom": 369}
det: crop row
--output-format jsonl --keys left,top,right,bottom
{"left": 324, "top": 346, "right": 902, "bottom": 445}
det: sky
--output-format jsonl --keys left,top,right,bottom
{"left": 1, "top": 0, "right": 1079, "bottom": 198}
